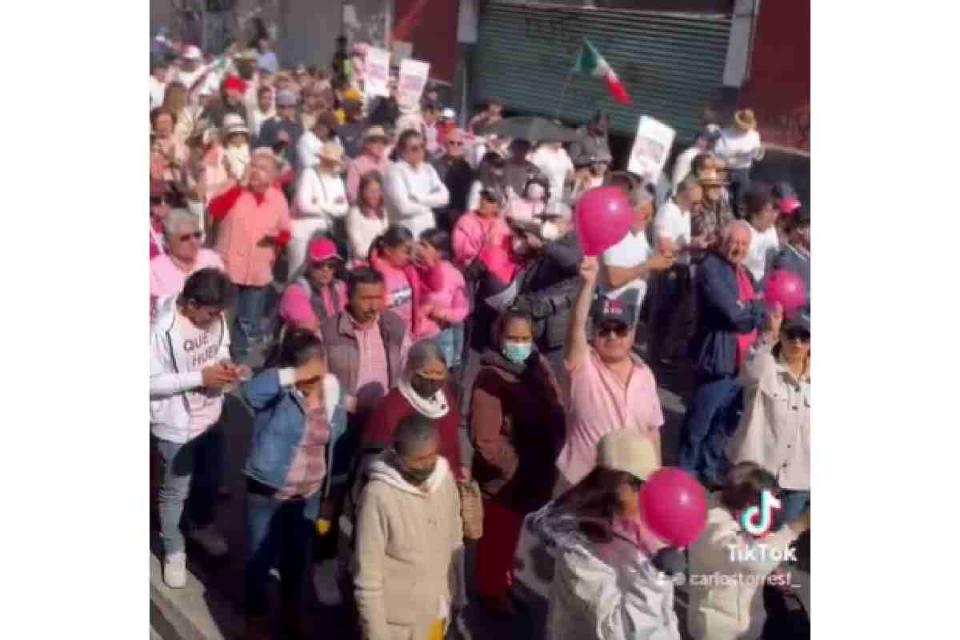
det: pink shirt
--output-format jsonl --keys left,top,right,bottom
{"left": 215, "top": 187, "right": 291, "bottom": 287}
{"left": 346, "top": 153, "right": 390, "bottom": 204}
{"left": 557, "top": 349, "right": 665, "bottom": 486}
{"left": 452, "top": 211, "right": 513, "bottom": 268}
{"left": 278, "top": 280, "right": 347, "bottom": 329}
{"left": 150, "top": 250, "right": 225, "bottom": 301}
{"left": 352, "top": 316, "right": 391, "bottom": 413}
{"left": 417, "top": 260, "right": 469, "bottom": 339}
{"left": 276, "top": 402, "right": 331, "bottom": 500}
{"left": 370, "top": 257, "right": 415, "bottom": 335}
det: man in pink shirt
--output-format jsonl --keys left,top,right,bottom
{"left": 345, "top": 126, "right": 390, "bottom": 204}
{"left": 150, "top": 208, "right": 224, "bottom": 315}
{"left": 555, "top": 256, "right": 665, "bottom": 492}
{"left": 210, "top": 147, "right": 292, "bottom": 363}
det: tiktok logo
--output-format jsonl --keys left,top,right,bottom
{"left": 740, "top": 489, "right": 782, "bottom": 536}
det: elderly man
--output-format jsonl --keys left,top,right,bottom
{"left": 677, "top": 220, "right": 766, "bottom": 488}
{"left": 431, "top": 128, "right": 474, "bottom": 232}
{"left": 346, "top": 126, "right": 390, "bottom": 204}
{"left": 209, "top": 148, "right": 291, "bottom": 364}
{"left": 150, "top": 208, "right": 224, "bottom": 309}
{"left": 257, "top": 89, "right": 305, "bottom": 169}
{"left": 151, "top": 268, "right": 241, "bottom": 588}
{"left": 649, "top": 175, "right": 706, "bottom": 366}
{"left": 354, "top": 414, "right": 464, "bottom": 640}
{"left": 601, "top": 189, "right": 673, "bottom": 329}
{"left": 384, "top": 130, "right": 450, "bottom": 239}
{"left": 554, "top": 256, "right": 666, "bottom": 492}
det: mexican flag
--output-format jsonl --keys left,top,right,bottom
{"left": 574, "top": 39, "right": 631, "bottom": 105}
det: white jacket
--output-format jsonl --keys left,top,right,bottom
{"left": 149, "top": 296, "right": 230, "bottom": 444}
{"left": 294, "top": 168, "right": 349, "bottom": 231}
{"left": 346, "top": 205, "right": 390, "bottom": 261}
{"left": 354, "top": 453, "right": 463, "bottom": 640}
{"left": 547, "top": 525, "right": 681, "bottom": 640}
{"left": 384, "top": 159, "right": 450, "bottom": 240}
{"left": 686, "top": 502, "right": 799, "bottom": 640}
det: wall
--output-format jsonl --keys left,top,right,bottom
{"left": 394, "top": 0, "right": 460, "bottom": 83}
{"left": 738, "top": 0, "right": 810, "bottom": 151}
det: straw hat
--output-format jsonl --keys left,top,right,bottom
{"left": 362, "top": 126, "right": 388, "bottom": 143}
{"left": 734, "top": 109, "right": 757, "bottom": 132}
{"left": 317, "top": 142, "right": 345, "bottom": 169}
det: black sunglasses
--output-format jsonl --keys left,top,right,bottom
{"left": 597, "top": 322, "right": 630, "bottom": 338}
{"left": 783, "top": 329, "right": 811, "bottom": 343}
{"left": 310, "top": 259, "right": 340, "bottom": 270}
{"left": 178, "top": 231, "right": 203, "bottom": 242}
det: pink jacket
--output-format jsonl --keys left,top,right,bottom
{"left": 452, "top": 211, "right": 513, "bottom": 268}
{"left": 417, "top": 260, "right": 470, "bottom": 339}
{"left": 369, "top": 250, "right": 423, "bottom": 337}
{"left": 278, "top": 279, "right": 348, "bottom": 330}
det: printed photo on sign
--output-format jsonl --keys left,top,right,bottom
{"left": 627, "top": 115, "right": 676, "bottom": 182}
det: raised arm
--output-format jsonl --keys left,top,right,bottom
{"left": 564, "top": 256, "right": 597, "bottom": 371}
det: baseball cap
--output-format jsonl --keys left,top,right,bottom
{"left": 307, "top": 237, "right": 342, "bottom": 263}
{"left": 597, "top": 429, "right": 660, "bottom": 481}
{"left": 276, "top": 89, "right": 298, "bottom": 107}
{"left": 783, "top": 313, "right": 810, "bottom": 334}
{"left": 590, "top": 295, "right": 636, "bottom": 330}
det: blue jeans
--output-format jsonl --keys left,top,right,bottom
{"left": 245, "top": 480, "right": 321, "bottom": 616}
{"left": 774, "top": 489, "right": 810, "bottom": 531}
{"left": 231, "top": 284, "right": 269, "bottom": 364}
{"left": 153, "top": 426, "right": 224, "bottom": 555}
{"left": 677, "top": 376, "right": 743, "bottom": 486}
{"left": 435, "top": 324, "right": 465, "bottom": 369}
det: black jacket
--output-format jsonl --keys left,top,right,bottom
{"left": 513, "top": 232, "right": 584, "bottom": 352}
{"left": 433, "top": 154, "right": 474, "bottom": 219}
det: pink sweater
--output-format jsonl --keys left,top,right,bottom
{"left": 370, "top": 252, "right": 417, "bottom": 335}
{"left": 417, "top": 261, "right": 470, "bottom": 338}
{"left": 452, "top": 211, "right": 513, "bottom": 268}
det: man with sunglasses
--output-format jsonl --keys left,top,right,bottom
{"left": 384, "top": 130, "right": 449, "bottom": 240}
{"left": 431, "top": 128, "right": 473, "bottom": 232}
{"left": 150, "top": 208, "right": 224, "bottom": 315}
{"left": 278, "top": 236, "right": 347, "bottom": 334}
{"left": 150, "top": 182, "right": 172, "bottom": 259}
{"left": 555, "top": 256, "right": 665, "bottom": 493}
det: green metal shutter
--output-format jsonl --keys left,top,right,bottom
{"left": 472, "top": 2, "right": 732, "bottom": 140}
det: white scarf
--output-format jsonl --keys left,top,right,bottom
{"left": 397, "top": 376, "right": 449, "bottom": 419}
{"left": 223, "top": 143, "right": 250, "bottom": 180}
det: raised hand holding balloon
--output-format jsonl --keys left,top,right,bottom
{"left": 763, "top": 269, "right": 807, "bottom": 317}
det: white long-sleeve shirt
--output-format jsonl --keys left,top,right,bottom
{"left": 714, "top": 128, "right": 763, "bottom": 171}
{"left": 384, "top": 159, "right": 450, "bottom": 239}
{"left": 294, "top": 169, "right": 349, "bottom": 232}
{"left": 347, "top": 205, "right": 390, "bottom": 262}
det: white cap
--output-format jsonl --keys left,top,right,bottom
{"left": 182, "top": 45, "right": 203, "bottom": 61}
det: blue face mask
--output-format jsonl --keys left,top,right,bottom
{"left": 502, "top": 340, "right": 533, "bottom": 365}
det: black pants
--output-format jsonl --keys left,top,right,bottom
{"left": 648, "top": 264, "right": 695, "bottom": 363}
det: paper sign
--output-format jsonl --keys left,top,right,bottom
{"left": 364, "top": 46, "right": 391, "bottom": 98}
{"left": 627, "top": 115, "right": 676, "bottom": 183}
{"left": 398, "top": 58, "right": 430, "bottom": 106}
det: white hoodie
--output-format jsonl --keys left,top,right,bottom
{"left": 354, "top": 453, "right": 463, "bottom": 640}
{"left": 149, "top": 295, "right": 231, "bottom": 444}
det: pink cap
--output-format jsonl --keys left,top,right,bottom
{"left": 308, "top": 237, "right": 341, "bottom": 262}
{"left": 778, "top": 197, "right": 802, "bottom": 214}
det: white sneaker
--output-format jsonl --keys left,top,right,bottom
{"left": 189, "top": 524, "right": 229, "bottom": 557}
{"left": 312, "top": 559, "right": 343, "bottom": 606}
{"left": 163, "top": 551, "right": 187, "bottom": 589}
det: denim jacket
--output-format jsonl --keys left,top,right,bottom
{"left": 242, "top": 369, "right": 349, "bottom": 499}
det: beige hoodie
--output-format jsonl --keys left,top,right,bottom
{"left": 353, "top": 453, "right": 463, "bottom": 640}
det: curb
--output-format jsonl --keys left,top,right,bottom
{"left": 150, "top": 554, "right": 244, "bottom": 639}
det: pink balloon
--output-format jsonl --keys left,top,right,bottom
{"left": 574, "top": 186, "right": 633, "bottom": 256}
{"left": 638, "top": 467, "right": 708, "bottom": 547}
{"left": 763, "top": 269, "right": 807, "bottom": 316}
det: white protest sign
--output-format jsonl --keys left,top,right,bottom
{"left": 364, "top": 46, "right": 391, "bottom": 98}
{"left": 398, "top": 58, "right": 430, "bottom": 107}
{"left": 627, "top": 115, "right": 676, "bottom": 183}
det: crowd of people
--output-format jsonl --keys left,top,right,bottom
{"left": 149, "top": 34, "right": 811, "bottom": 640}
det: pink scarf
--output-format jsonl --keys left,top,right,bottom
{"left": 734, "top": 265, "right": 758, "bottom": 369}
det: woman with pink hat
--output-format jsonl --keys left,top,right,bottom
{"left": 278, "top": 236, "right": 347, "bottom": 335}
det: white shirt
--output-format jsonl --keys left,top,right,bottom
{"left": 529, "top": 146, "right": 575, "bottom": 205}
{"left": 347, "top": 205, "right": 390, "bottom": 261}
{"left": 175, "top": 68, "right": 206, "bottom": 92}
{"left": 150, "top": 76, "right": 167, "bottom": 110}
{"left": 715, "top": 128, "right": 762, "bottom": 170}
{"left": 601, "top": 228, "right": 653, "bottom": 314}
{"left": 745, "top": 224, "right": 780, "bottom": 282}
{"left": 653, "top": 200, "right": 692, "bottom": 264}
{"left": 384, "top": 159, "right": 450, "bottom": 239}
{"left": 294, "top": 169, "right": 349, "bottom": 231}
{"left": 670, "top": 145, "right": 701, "bottom": 192}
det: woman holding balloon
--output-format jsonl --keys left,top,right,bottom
{"left": 727, "top": 306, "right": 810, "bottom": 527}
